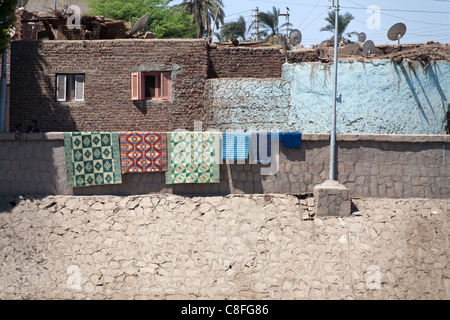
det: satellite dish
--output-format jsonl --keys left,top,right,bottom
{"left": 128, "top": 13, "right": 150, "bottom": 36}
{"left": 289, "top": 29, "right": 302, "bottom": 46}
{"left": 387, "top": 23, "right": 407, "bottom": 44}
{"left": 358, "top": 32, "right": 366, "bottom": 43}
{"left": 362, "top": 40, "right": 375, "bottom": 57}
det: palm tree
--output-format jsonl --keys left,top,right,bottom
{"left": 320, "top": 11, "right": 357, "bottom": 44}
{"left": 176, "top": 0, "right": 225, "bottom": 38}
{"left": 248, "top": 6, "right": 291, "bottom": 42}
{"left": 219, "top": 16, "right": 247, "bottom": 41}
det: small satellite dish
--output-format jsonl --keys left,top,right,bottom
{"left": 128, "top": 13, "right": 150, "bottom": 36}
{"left": 387, "top": 23, "right": 407, "bottom": 44}
{"left": 358, "top": 32, "right": 366, "bottom": 43}
{"left": 362, "top": 40, "right": 375, "bottom": 57}
{"left": 289, "top": 29, "right": 302, "bottom": 46}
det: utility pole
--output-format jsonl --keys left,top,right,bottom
{"left": 329, "top": 0, "right": 339, "bottom": 180}
{"left": 279, "top": 8, "right": 290, "bottom": 62}
{"left": 251, "top": 7, "right": 260, "bottom": 41}
{"left": 210, "top": 0, "right": 223, "bottom": 41}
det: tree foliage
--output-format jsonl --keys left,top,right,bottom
{"left": 0, "top": 0, "right": 17, "bottom": 52}
{"left": 176, "top": 0, "right": 224, "bottom": 38}
{"left": 86, "top": 0, "right": 196, "bottom": 38}
{"left": 247, "top": 6, "right": 291, "bottom": 43}
{"left": 320, "top": 11, "right": 357, "bottom": 43}
{"left": 219, "top": 15, "right": 246, "bottom": 41}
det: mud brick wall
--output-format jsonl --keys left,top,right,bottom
{"left": 9, "top": 39, "right": 209, "bottom": 132}
{"left": 12, "top": 9, "right": 38, "bottom": 41}
{"left": 0, "top": 194, "right": 448, "bottom": 299}
{"left": 208, "top": 45, "right": 285, "bottom": 79}
{"left": 0, "top": 133, "right": 448, "bottom": 198}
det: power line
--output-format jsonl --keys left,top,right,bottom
{"left": 297, "top": 0, "right": 322, "bottom": 30}
{"left": 352, "top": 17, "right": 450, "bottom": 38}
{"left": 223, "top": 13, "right": 252, "bottom": 24}
{"left": 251, "top": 0, "right": 450, "bottom": 13}
{"left": 345, "top": 0, "right": 450, "bottom": 14}
{"left": 249, "top": 0, "right": 329, "bottom": 8}
{"left": 300, "top": 8, "right": 329, "bottom": 31}
{"left": 225, "top": 9, "right": 253, "bottom": 19}
{"left": 346, "top": 0, "right": 450, "bottom": 26}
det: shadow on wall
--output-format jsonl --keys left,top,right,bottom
{"left": 5, "top": 41, "right": 78, "bottom": 201}
{"left": 10, "top": 41, "right": 78, "bottom": 133}
{"left": 0, "top": 136, "right": 69, "bottom": 204}
{"left": 393, "top": 61, "right": 448, "bottom": 125}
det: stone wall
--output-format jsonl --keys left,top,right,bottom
{"left": 0, "top": 132, "right": 448, "bottom": 198}
{"left": 0, "top": 194, "right": 448, "bottom": 299}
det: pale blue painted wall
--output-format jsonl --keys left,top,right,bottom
{"left": 283, "top": 60, "right": 450, "bottom": 134}
{"left": 206, "top": 60, "right": 450, "bottom": 134}
{"left": 205, "top": 78, "right": 290, "bottom": 131}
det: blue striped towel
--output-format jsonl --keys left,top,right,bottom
{"left": 249, "top": 132, "right": 279, "bottom": 164}
{"left": 222, "top": 132, "right": 250, "bottom": 160}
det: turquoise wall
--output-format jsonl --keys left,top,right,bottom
{"left": 284, "top": 60, "right": 450, "bottom": 134}
{"left": 206, "top": 60, "right": 450, "bottom": 134}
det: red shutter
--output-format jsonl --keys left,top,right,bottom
{"left": 161, "top": 72, "right": 171, "bottom": 100}
{"left": 131, "top": 72, "right": 144, "bottom": 100}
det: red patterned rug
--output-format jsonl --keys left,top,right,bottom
{"left": 119, "top": 132, "right": 167, "bottom": 173}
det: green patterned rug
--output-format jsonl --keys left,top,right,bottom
{"left": 165, "top": 132, "right": 221, "bottom": 184}
{"left": 64, "top": 132, "right": 122, "bottom": 187}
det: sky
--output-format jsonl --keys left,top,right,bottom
{"left": 172, "top": 0, "right": 450, "bottom": 45}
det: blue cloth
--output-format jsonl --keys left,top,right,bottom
{"left": 280, "top": 132, "right": 302, "bottom": 149}
{"left": 249, "top": 132, "right": 279, "bottom": 164}
{"left": 222, "top": 132, "right": 250, "bottom": 160}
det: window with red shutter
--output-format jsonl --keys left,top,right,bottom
{"left": 131, "top": 72, "right": 144, "bottom": 100}
{"left": 132, "top": 71, "right": 171, "bottom": 101}
{"left": 161, "top": 72, "right": 171, "bottom": 100}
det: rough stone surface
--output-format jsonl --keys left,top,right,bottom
{"left": 314, "top": 180, "right": 351, "bottom": 217}
{"left": 0, "top": 194, "right": 448, "bottom": 299}
{"left": 0, "top": 134, "right": 448, "bottom": 198}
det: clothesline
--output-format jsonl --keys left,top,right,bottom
{"left": 63, "top": 131, "right": 302, "bottom": 188}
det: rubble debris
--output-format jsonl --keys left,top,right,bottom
{"left": 20, "top": 5, "right": 133, "bottom": 40}
{"left": 288, "top": 42, "right": 450, "bottom": 63}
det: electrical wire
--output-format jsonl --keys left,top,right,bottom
{"left": 346, "top": 0, "right": 450, "bottom": 26}
{"left": 225, "top": 9, "right": 253, "bottom": 19}
{"left": 301, "top": 8, "right": 330, "bottom": 31}
{"left": 249, "top": 0, "right": 330, "bottom": 8}
{"left": 297, "top": 0, "right": 322, "bottom": 30}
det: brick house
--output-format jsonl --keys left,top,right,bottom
{"left": 8, "top": 38, "right": 284, "bottom": 132}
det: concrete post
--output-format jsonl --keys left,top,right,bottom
{"left": 314, "top": 180, "right": 351, "bottom": 217}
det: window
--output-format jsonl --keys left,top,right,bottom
{"left": 56, "top": 74, "right": 85, "bottom": 102}
{"left": 131, "top": 71, "right": 171, "bottom": 101}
